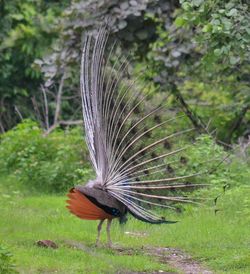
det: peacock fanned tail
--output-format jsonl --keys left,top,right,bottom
{"left": 79, "top": 26, "right": 209, "bottom": 224}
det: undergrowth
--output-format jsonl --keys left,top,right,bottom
{"left": 0, "top": 120, "right": 93, "bottom": 193}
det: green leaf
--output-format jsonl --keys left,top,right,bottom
{"left": 229, "top": 56, "right": 238, "bottom": 65}
{"left": 227, "top": 8, "right": 238, "bottom": 17}
{"left": 202, "top": 24, "right": 212, "bottom": 33}
{"left": 214, "top": 48, "right": 221, "bottom": 56}
{"left": 182, "top": 2, "right": 191, "bottom": 11}
{"left": 11, "top": 14, "right": 24, "bottom": 20}
{"left": 212, "top": 19, "right": 221, "bottom": 26}
{"left": 175, "top": 17, "right": 186, "bottom": 27}
{"left": 193, "top": 0, "right": 204, "bottom": 7}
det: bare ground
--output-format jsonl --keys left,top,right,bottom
{"left": 63, "top": 240, "right": 213, "bottom": 274}
{"left": 146, "top": 246, "right": 213, "bottom": 274}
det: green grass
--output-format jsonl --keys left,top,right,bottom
{"left": 0, "top": 175, "right": 249, "bottom": 273}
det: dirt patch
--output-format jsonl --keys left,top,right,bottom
{"left": 117, "top": 271, "right": 175, "bottom": 274}
{"left": 113, "top": 246, "right": 213, "bottom": 274}
{"left": 63, "top": 240, "right": 213, "bottom": 274}
{"left": 143, "top": 247, "right": 213, "bottom": 274}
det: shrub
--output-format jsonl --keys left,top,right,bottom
{"left": 0, "top": 119, "right": 93, "bottom": 193}
{"left": 1, "top": 119, "right": 249, "bottom": 197}
{"left": 0, "top": 245, "right": 18, "bottom": 274}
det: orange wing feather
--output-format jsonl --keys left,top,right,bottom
{"left": 66, "top": 188, "right": 113, "bottom": 220}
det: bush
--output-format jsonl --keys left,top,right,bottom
{"left": 0, "top": 119, "right": 249, "bottom": 196}
{"left": 0, "top": 245, "right": 18, "bottom": 274}
{"left": 161, "top": 134, "right": 250, "bottom": 211}
{"left": 0, "top": 120, "right": 93, "bottom": 193}
{"left": 183, "top": 135, "right": 250, "bottom": 215}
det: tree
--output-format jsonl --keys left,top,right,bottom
{"left": 147, "top": 0, "right": 250, "bottom": 143}
{"left": 40, "top": 0, "right": 250, "bottom": 143}
{"left": 0, "top": 0, "right": 69, "bottom": 131}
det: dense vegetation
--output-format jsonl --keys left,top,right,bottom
{"left": 0, "top": 119, "right": 92, "bottom": 193}
{"left": 1, "top": 0, "right": 249, "bottom": 143}
{"left": 0, "top": 0, "right": 249, "bottom": 273}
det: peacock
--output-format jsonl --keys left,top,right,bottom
{"left": 66, "top": 27, "right": 208, "bottom": 247}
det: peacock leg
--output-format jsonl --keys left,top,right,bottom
{"left": 95, "top": 219, "right": 104, "bottom": 247}
{"left": 106, "top": 219, "right": 112, "bottom": 248}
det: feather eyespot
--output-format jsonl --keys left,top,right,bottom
{"left": 180, "top": 156, "right": 187, "bottom": 164}
{"left": 163, "top": 140, "right": 171, "bottom": 149}
{"left": 166, "top": 164, "right": 174, "bottom": 173}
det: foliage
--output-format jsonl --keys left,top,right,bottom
{"left": 0, "top": 245, "right": 18, "bottom": 274}
{"left": 39, "top": 0, "right": 176, "bottom": 77}
{"left": 0, "top": 119, "right": 92, "bottom": 193}
{"left": 177, "top": 0, "right": 250, "bottom": 117}
{"left": 0, "top": 0, "right": 70, "bottom": 130}
{"left": 35, "top": 0, "right": 249, "bottom": 144}
{"left": 183, "top": 135, "right": 250, "bottom": 197}
{"left": 1, "top": 118, "right": 248, "bottom": 200}
{"left": 1, "top": 0, "right": 249, "bottom": 146}
{"left": 146, "top": 0, "right": 250, "bottom": 142}
{"left": 34, "top": 0, "right": 177, "bottom": 129}
{"left": 177, "top": 0, "right": 250, "bottom": 69}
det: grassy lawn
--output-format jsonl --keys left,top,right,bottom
{"left": 0, "top": 175, "right": 249, "bottom": 273}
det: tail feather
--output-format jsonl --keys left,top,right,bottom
{"left": 79, "top": 27, "right": 222, "bottom": 224}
